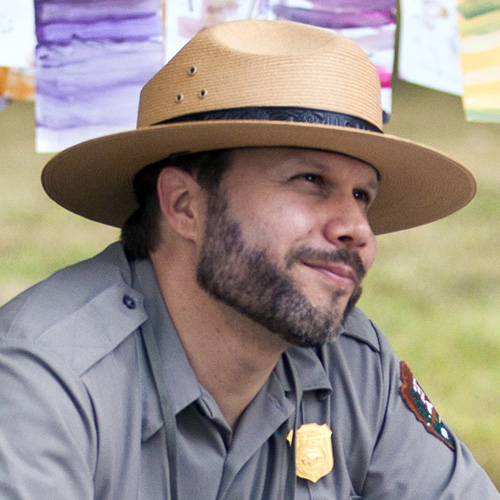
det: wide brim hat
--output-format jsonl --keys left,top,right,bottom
{"left": 42, "top": 19, "right": 476, "bottom": 235}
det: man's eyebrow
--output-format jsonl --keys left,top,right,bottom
{"left": 295, "top": 153, "right": 381, "bottom": 189}
{"left": 367, "top": 177, "right": 380, "bottom": 190}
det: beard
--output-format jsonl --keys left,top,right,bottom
{"left": 196, "top": 191, "right": 366, "bottom": 347}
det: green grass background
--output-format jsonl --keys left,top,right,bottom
{"left": 1, "top": 78, "right": 499, "bottom": 487}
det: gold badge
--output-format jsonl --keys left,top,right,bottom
{"left": 287, "top": 423, "right": 334, "bottom": 483}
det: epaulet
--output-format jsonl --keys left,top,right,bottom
{"left": 0, "top": 243, "right": 147, "bottom": 375}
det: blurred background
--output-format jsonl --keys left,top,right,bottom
{"left": 367, "top": 77, "right": 500, "bottom": 485}
{"left": 1, "top": 76, "right": 499, "bottom": 486}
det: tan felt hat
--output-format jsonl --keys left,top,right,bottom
{"left": 41, "top": 19, "right": 476, "bottom": 234}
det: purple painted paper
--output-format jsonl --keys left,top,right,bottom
{"left": 270, "top": 0, "right": 396, "bottom": 32}
{"left": 268, "top": 0, "right": 397, "bottom": 119}
{"left": 272, "top": 6, "right": 394, "bottom": 29}
{"left": 305, "top": 0, "right": 395, "bottom": 8}
{"left": 35, "top": 0, "right": 163, "bottom": 152}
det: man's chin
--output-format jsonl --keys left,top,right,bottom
{"left": 273, "top": 315, "right": 345, "bottom": 348}
{"left": 283, "top": 330, "right": 343, "bottom": 349}
{"left": 282, "top": 292, "right": 362, "bottom": 348}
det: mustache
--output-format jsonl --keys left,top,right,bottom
{"left": 285, "top": 246, "right": 366, "bottom": 283}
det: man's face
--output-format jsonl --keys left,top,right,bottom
{"left": 196, "top": 148, "right": 378, "bottom": 347}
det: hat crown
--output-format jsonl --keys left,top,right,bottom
{"left": 138, "top": 20, "right": 383, "bottom": 129}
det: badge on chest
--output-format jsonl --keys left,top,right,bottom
{"left": 287, "top": 423, "right": 334, "bottom": 483}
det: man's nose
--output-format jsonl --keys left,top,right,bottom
{"left": 322, "top": 196, "right": 373, "bottom": 250}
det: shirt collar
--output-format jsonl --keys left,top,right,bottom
{"left": 274, "top": 307, "right": 380, "bottom": 394}
{"left": 132, "top": 257, "right": 203, "bottom": 440}
{"left": 276, "top": 345, "right": 333, "bottom": 395}
{"left": 342, "top": 307, "right": 381, "bottom": 352}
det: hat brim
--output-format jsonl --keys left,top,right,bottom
{"left": 41, "top": 120, "right": 476, "bottom": 235}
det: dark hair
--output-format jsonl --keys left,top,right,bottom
{"left": 121, "top": 149, "right": 232, "bottom": 260}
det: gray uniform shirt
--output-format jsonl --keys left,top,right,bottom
{"left": 0, "top": 243, "right": 498, "bottom": 499}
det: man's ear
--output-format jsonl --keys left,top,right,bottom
{"left": 157, "top": 167, "right": 204, "bottom": 241}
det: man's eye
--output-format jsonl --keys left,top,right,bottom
{"left": 293, "top": 173, "right": 323, "bottom": 185}
{"left": 353, "top": 189, "right": 371, "bottom": 204}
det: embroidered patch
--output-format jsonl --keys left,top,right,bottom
{"left": 399, "top": 361, "right": 455, "bottom": 451}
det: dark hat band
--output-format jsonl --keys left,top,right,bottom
{"left": 155, "top": 106, "right": 383, "bottom": 133}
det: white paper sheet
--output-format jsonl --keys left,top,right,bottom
{"left": 399, "top": 0, "right": 463, "bottom": 95}
{"left": 0, "top": 0, "right": 36, "bottom": 68}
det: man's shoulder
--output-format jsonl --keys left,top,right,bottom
{"left": 0, "top": 242, "right": 147, "bottom": 375}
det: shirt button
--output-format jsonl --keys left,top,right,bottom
{"left": 123, "top": 294, "right": 136, "bottom": 310}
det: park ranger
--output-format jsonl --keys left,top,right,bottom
{"left": 1, "top": 19, "right": 499, "bottom": 499}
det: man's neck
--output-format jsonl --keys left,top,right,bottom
{"left": 151, "top": 252, "right": 289, "bottom": 430}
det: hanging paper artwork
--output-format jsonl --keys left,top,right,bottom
{"left": 165, "top": 0, "right": 271, "bottom": 61}
{"left": 267, "top": 0, "right": 397, "bottom": 121}
{"left": 35, "top": 0, "right": 164, "bottom": 153}
{"left": 0, "top": 67, "right": 35, "bottom": 101}
{"left": 0, "top": 0, "right": 36, "bottom": 107}
{"left": 458, "top": 0, "right": 500, "bottom": 122}
{"left": 0, "top": 0, "right": 36, "bottom": 69}
{"left": 398, "top": 0, "right": 462, "bottom": 96}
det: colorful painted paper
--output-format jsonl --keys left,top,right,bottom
{"left": 458, "top": 0, "right": 500, "bottom": 122}
{"left": 165, "top": 0, "right": 270, "bottom": 61}
{"left": 398, "top": 0, "right": 462, "bottom": 96}
{"left": 35, "top": 0, "right": 164, "bottom": 153}
{"left": 0, "top": 0, "right": 36, "bottom": 68}
{"left": 0, "top": 66, "right": 35, "bottom": 101}
{"left": 265, "top": 0, "right": 397, "bottom": 120}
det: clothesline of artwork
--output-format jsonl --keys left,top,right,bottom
{"left": 0, "top": 0, "right": 498, "bottom": 153}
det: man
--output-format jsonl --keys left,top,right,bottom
{"left": 0, "top": 19, "right": 498, "bottom": 500}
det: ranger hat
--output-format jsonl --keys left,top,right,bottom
{"left": 42, "top": 19, "right": 476, "bottom": 234}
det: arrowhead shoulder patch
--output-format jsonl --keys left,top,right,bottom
{"left": 399, "top": 361, "right": 455, "bottom": 451}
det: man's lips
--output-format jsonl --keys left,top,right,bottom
{"left": 302, "top": 261, "right": 357, "bottom": 288}
{"left": 286, "top": 246, "right": 366, "bottom": 288}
